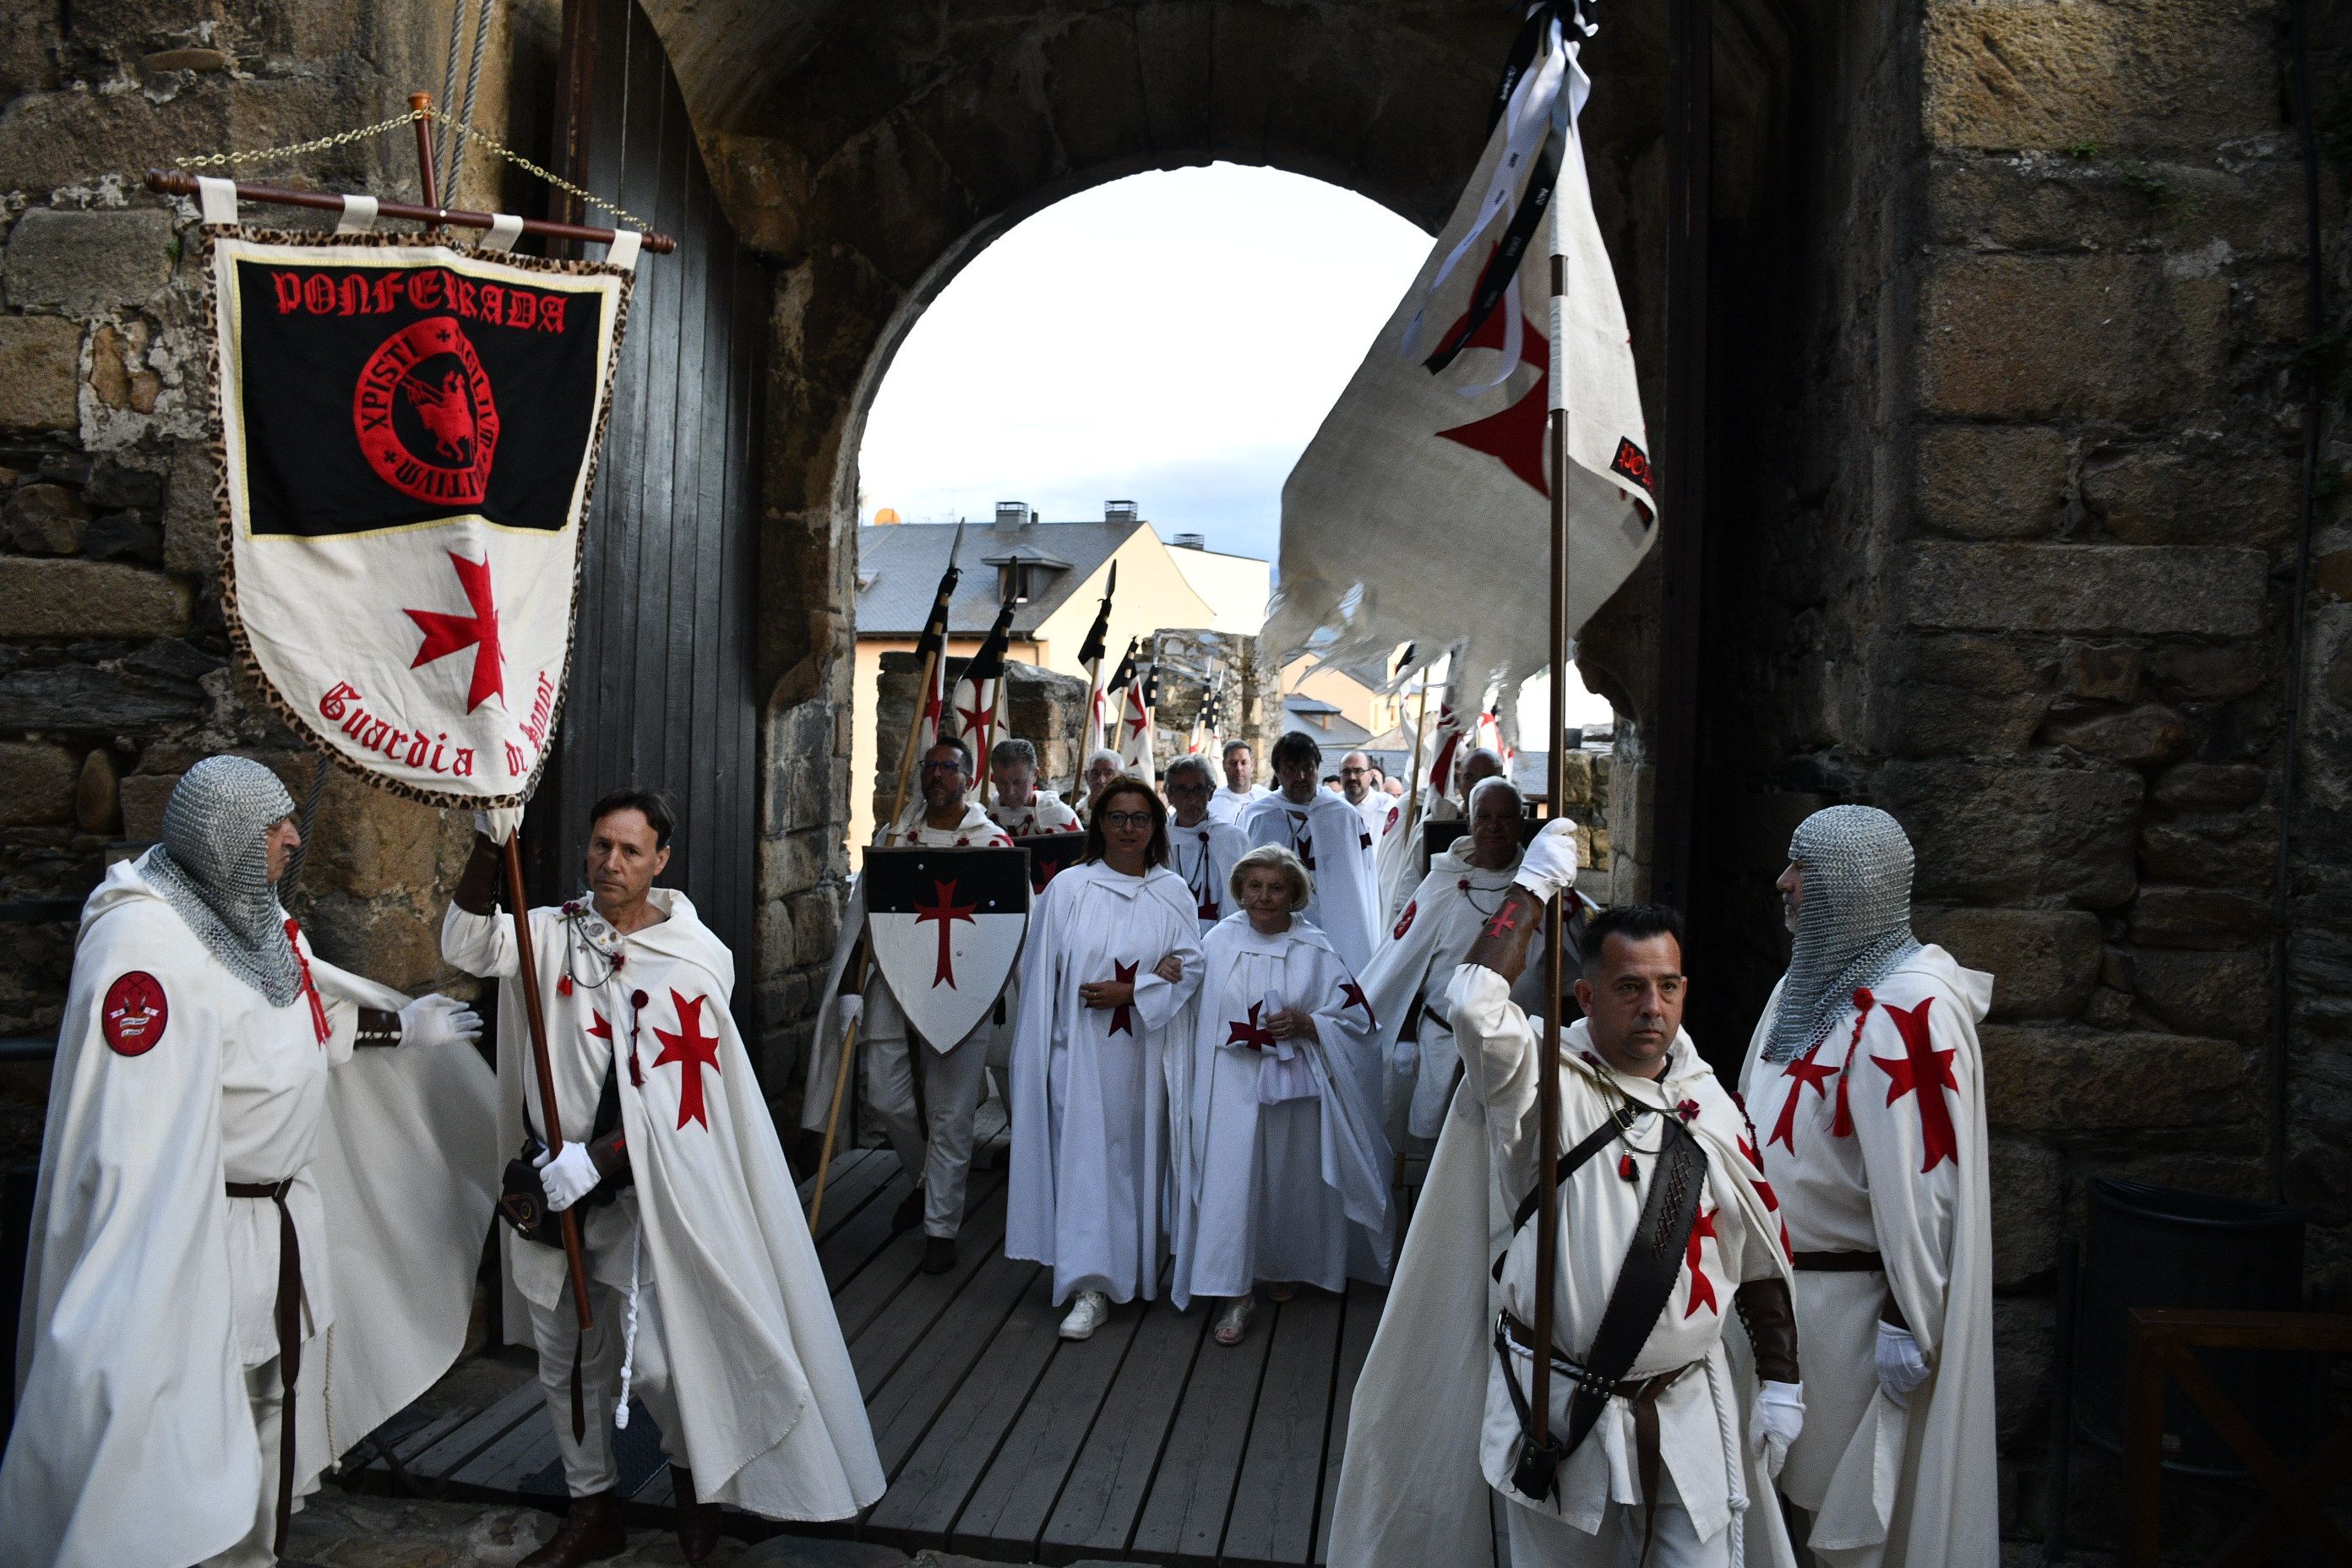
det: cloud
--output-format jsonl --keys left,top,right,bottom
{"left": 857, "top": 162, "right": 1430, "bottom": 562}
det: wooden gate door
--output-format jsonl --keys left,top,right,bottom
{"left": 527, "top": 0, "right": 764, "bottom": 979}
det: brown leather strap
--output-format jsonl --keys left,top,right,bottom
{"left": 1793, "top": 1249, "right": 1885, "bottom": 1271}
{"left": 1627, "top": 1364, "right": 1693, "bottom": 1566}
{"left": 225, "top": 1178, "right": 300, "bottom": 1559}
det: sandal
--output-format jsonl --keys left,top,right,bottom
{"left": 1269, "top": 1282, "right": 1296, "bottom": 1303}
{"left": 1213, "top": 1296, "right": 1255, "bottom": 1346}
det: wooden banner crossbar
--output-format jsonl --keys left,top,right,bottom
{"left": 144, "top": 168, "right": 675, "bottom": 254}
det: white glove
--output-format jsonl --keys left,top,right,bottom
{"left": 1875, "top": 1320, "right": 1931, "bottom": 1404}
{"left": 1511, "top": 819, "right": 1581, "bottom": 905}
{"left": 838, "top": 994, "right": 864, "bottom": 1037}
{"left": 470, "top": 807, "right": 523, "bottom": 846}
{"left": 1748, "top": 1380, "right": 1805, "bottom": 1477}
{"left": 532, "top": 1141, "right": 600, "bottom": 1211}
{"left": 399, "top": 994, "right": 482, "bottom": 1050}
{"left": 1391, "top": 1029, "right": 1419, "bottom": 1077}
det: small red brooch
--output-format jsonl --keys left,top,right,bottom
{"left": 1675, "top": 1098, "right": 1700, "bottom": 1122}
{"left": 558, "top": 974, "right": 573, "bottom": 996}
{"left": 1618, "top": 1153, "right": 1638, "bottom": 1182}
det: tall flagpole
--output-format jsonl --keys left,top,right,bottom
{"left": 1531, "top": 45, "right": 1573, "bottom": 1468}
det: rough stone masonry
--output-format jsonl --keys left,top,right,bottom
{"left": 0, "top": 1, "right": 2344, "bottom": 1555}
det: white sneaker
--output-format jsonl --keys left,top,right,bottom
{"left": 1059, "top": 1289, "right": 1110, "bottom": 1341}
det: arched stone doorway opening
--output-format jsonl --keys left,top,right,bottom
{"left": 625, "top": 0, "right": 1812, "bottom": 1062}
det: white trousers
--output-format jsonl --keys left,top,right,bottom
{"left": 1502, "top": 1486, "right": 1727, "bottom": 1568}
{"left": 525, "top": 1244, "right": 686, "bottom": 1497}
{"left": 197, "top": 1358, "right": 286, "bottom": 1568}
{"left": 865, "top": 999, "right": 994, "bottom": 1238}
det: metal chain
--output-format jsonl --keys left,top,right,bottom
{"left": 173, "top": 108, "right": 430, "bottom": 168}
{"left": 170, "top": 103, "right": 652, "bottom": 235}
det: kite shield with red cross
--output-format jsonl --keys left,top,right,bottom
{"left": 863, "top": 845, "right": 1031, "bottom": 1047}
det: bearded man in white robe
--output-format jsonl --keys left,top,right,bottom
{"left": 986, "top": 736, "right": 1081, "bottom": 836}
{"left": 1162, "top": 754, "right": 1250, "bottom": 930}
{"left": 1237, "top": 731, "right": 1380, "bottom": 972}
{"left": 1207, "top": 738, "right": 1272, "bottom": 825}
{"left": 445, "top": 789, "right": 882, "bottom": 1565}
{"left": 1332, "top": 823, "right": 1804, "bottom": 1568}
{"left": 805, "top": 738, "right": 1015, "bottom": 1272}
{"left": 3, "top": 755, "right": 494, "bottom": 1568}
{"left": 1005, "top": 776, "right": 1204, "bottom": 1340}
{"left": 1736, "top": 806, "right": 1997, "bottom": 1568}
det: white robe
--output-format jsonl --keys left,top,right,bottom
{"left": 1004, "top": 860, "right": 1204, "bottom": 1304}
{"left": 3, "top": 855, "right": 496, "bottom": 1568}
{"left": 444, "top": 889, "right": 884, "bottom": 1521}
{"left": 1207, "top": 783, "right": 1271, "bottom": 825}
{"left": 1168, "top": 917, "right": 1391, "bottom": 1307}
{"left": 1736, "top": 948, "right": 1998, "bottom": 1568}
{"left": 988, "top": 792, "right": 1082, "bottom": 837}
{"left": 1166, "top": 815, "right": 1251, "bottom": 930}
{"left": 1354, "top": 789, "right": 1402, "bottom": 845}
{"left": 1236, "top": 790, "right": 1380, "bottom": 973}
{"left": 1358, "top": 837, "right": 1549, "bottom": 1141}
{"left": 1330, "top": 966, "right": 1797, "bottom": 1568}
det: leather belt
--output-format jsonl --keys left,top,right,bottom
{"left": 1499, "top": 1313, "right": 1696, "bottom": 1562}
{"left": 1793, "top": 1249, "right": 1885, "bottom": 1272}
{"left": 226, "top": 1177, "right": 301, "bottom": 1559}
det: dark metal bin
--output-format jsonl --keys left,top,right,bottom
{"left": 2073, "top": 1176, "right": 2309, "bottom": 1478}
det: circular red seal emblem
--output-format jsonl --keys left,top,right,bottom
{"left": 101, "top": 971, "right": 169, "bottom": 1056}
{"left": 352, "top": 315, "right": 499, "bottom": 507}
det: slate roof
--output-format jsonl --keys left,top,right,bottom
{"left": 857, "top": 517, "right": 1146, "bottom": 637}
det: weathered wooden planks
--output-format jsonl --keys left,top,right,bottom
{"left": 1222, "top": 1290, "right": 1345, "bottom": 1566}
{"left": 1039, "top": 1294, "right": 1209, "bottom": 1560}
{"left": 1315, "top": 1279, "right": 1388, "bottom": 1564}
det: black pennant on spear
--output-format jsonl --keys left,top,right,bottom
{"left": 962, "top": 596, "right": 1016, "bottom": 806}
{"left": 1070, "top": 562, "right": 1116, "bottom": 800}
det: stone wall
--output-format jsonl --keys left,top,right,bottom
{"left": 1691, "top": 0, "right": 2347, "bottom": 1540}
{"left": 0, "top": 0, "right": 564, "bottom": 1166}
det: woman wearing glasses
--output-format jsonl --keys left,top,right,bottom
{"left": 1005, "top": 776, "right": 1204, "bottom": 1341}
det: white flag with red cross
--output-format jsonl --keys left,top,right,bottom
{"left": 1265, "top": 4, "right": 1656, "bottom": 693}
{"left": 203, "top": 226, "right": 631, "bottom": 807}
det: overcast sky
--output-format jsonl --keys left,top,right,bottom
{"left": 855, "top": 161, "right": 1611, "bottom": 731}
{"left": 857, "top": 163, "right": 1429, "bottom": 564}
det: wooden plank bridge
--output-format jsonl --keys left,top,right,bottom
{"left": 351, "top": 1102, "right": 1448, "bottom": 1566}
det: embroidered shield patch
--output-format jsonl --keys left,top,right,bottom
{"left": 102, "top": 971, "right": 169, "bottom": 1056}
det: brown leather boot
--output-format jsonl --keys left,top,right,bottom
{"left": 671, "top": 1466, "right": 724, "bottom": 1562}
{"left": 519, "top": 1490, "right": 625, "bottom": 1566}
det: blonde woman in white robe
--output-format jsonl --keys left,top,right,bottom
{"left": 1169, "top": 846, "right": 1392, "bottom": 1345}
{"left": 1005, "top": 775, "right": 1205, "bottom": 1340}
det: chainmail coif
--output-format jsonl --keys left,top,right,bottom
{"left": 142, "top": 755, "right": 302, "bottom": 1005}
{"left": 1763, "top": 804, "right": 1923, "bottom": 1063}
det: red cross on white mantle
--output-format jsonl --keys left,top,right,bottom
{"left": 1107, "top": 960, "right": 1140, "bottom": 1036}
{"left": 1683, "top": 1206, "right": 1720, "bottom": 1318}
{"left": 1769, "top": 1043, "right": 1838, "bottom": 1153}
{"left": 1871, "top": 996, "right": 1961, "bottom": 1172}
{"left": 651, "top": 990, "right": 721, "bottom": 1130}
{"left": 1225, "top": 1001, "right": 1275, "bottom": 1052}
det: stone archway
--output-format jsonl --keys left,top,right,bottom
{"left": 617, "top": 1, "right": 1745, "bottom": 1064}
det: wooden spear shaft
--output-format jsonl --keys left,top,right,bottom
{"left": 503, "top": 836, "right": 593, "bottom": 1333}
{"left": 1398, "top": 662, "right": 1435, "bottom": 851}
{"left": 1532, "top": 193, "right": 1574, "bottom": 1458}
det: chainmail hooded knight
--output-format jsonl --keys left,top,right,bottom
{"left": 1763, "top": 804, "right": 1923, "bottom": 1063}
{"left": 140, "top": 754, "right": 303, "bottom": 1006}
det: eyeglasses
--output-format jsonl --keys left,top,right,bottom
{"left": 919, "top": 761, "right": 964, "bottom": 775}
{"left": 1098, "top": 811, "right": 1153, "bottom": 830}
